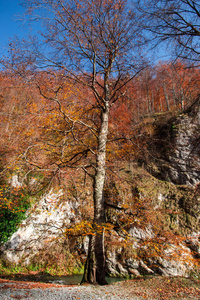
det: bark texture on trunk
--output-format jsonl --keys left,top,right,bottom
{"left": 81, "top": 104, "right": 109, "bottom": 285}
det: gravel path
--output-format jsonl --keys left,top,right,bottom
{"left": 0, "top": 281, "right": 142, "bottom": 300}
{"left": 0, "top": 276, "right": 199, "bottom": 300}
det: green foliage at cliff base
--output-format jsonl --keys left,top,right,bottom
{"left": 0, "top": 185, "right": 30, "bottom": 244}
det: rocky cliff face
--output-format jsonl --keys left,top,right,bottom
{"left": 1, "top": 98, "right": 199, "bottom": 278}
{"left": 146, "top": 96, "right": 200, "bottom": 186}
{"left": 104, "top": 165, "right": 200, "bottom": 278}
{"left": 1, "top": 189, "right": 80, "bottom": 267}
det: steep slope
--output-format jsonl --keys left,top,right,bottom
{"left": 0, "top": 98, "right": 199, "bottom": 277}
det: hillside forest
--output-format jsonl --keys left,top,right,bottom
{"left": 0, "top": 0, "right": 200, "bottom": 285}
{"left": 0, "top": 60, "right": 199, "bottom": 273}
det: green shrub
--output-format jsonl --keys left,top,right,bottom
{"left": 0, "top": 186, "right": 30, "bottom": 244}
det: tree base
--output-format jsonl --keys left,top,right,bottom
{"left": 81, "top": 234, "right": 108, "bottom": 285}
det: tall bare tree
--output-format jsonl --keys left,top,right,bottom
{"left": 9, "top": 0, "right": 146, "bottom": 284}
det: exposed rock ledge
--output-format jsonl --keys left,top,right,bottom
{"left": 1, "top": 189, "right": 79, "bottom": 265}
{"left": 145, "top": 96, "right": 200, "bottom": 186}
{"left": 1, "top": 183, "right": 199, "bottom": 278}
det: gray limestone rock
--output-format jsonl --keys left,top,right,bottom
{"left": 1, "top": 189, "right": 79, "bottom": 264}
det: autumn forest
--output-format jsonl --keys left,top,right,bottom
{"left": 0, "top": 0, "right": 200, "bottom": 286}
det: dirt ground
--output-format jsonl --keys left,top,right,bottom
{"left": 0, "top": 275, "right": 200, "bottom": 299}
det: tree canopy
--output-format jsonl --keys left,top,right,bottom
{"left": 138, "top": 0, "right": 200, "bottom": 64}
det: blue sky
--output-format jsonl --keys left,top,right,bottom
{"left": 0, "top": 0, "right": 26, "bottom": 55}
{"left": 0, "top": 0, "right": 171, "bottom": 62}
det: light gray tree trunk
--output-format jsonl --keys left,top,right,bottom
{"left": 82, "top": 103, "right": 109, "bottom": 285}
